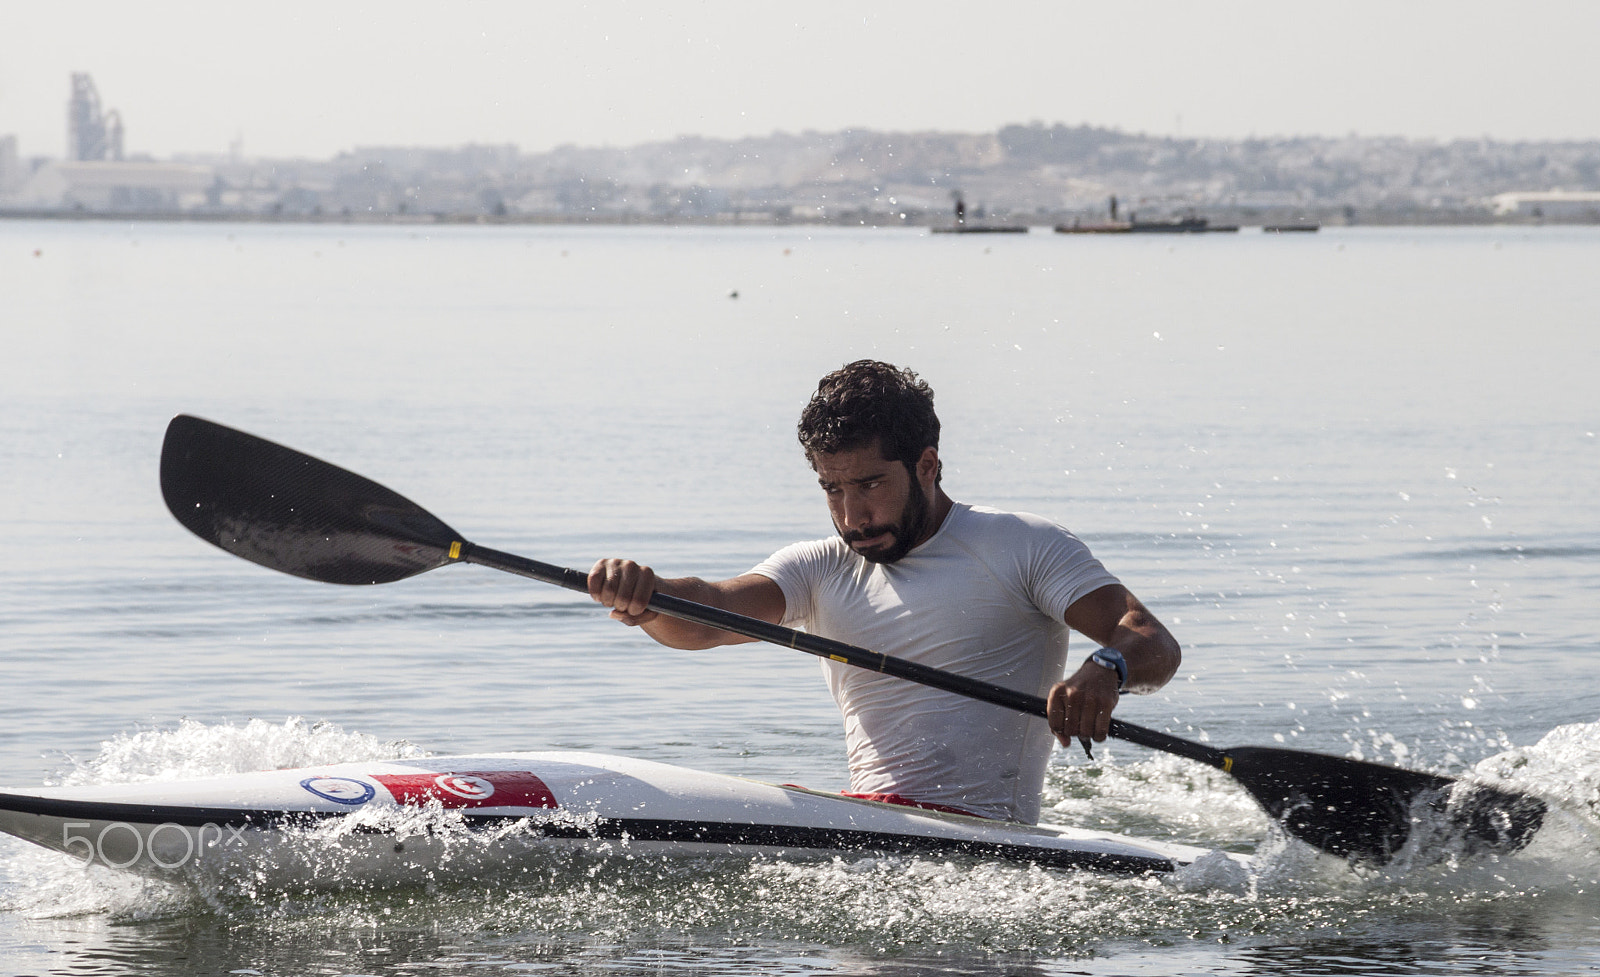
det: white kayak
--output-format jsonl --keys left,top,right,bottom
{"left": 0, "top": 751, "right": 1232, "bottom": 885}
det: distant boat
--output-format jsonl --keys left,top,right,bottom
{"left": 1129, "top": 216, "right": 1211, "bottom": 233}
{"left": 1054, "top": 220, "right": 1132, "bottom": 234}
{"left": 1055, "top": 216, "right": 1238, "bottom": 235}
{"left": 1263, "top": 222, "right": 1320, "bottom": 233}
{"left": 932, "top": 224, "right": 1029, "bottom": 234}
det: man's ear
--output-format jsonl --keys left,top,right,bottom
{"left": 915, "top": 447, "right": 940, "bottom": 487}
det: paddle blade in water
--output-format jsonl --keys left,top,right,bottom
{"left": 160, "top": 415, "right": 464, "bottom": 585}
{"left": 1224, "top": 746, "right": 1546, "bottom": 864}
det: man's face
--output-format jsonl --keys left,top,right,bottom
{"left": 812, "top": 441, "right": 934, "bottom": 565}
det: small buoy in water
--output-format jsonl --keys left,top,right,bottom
{"left": 729, "top": 290, "right": 739, "bottom": 299}
{"left": 33, "top": 249, "right": 42, "bottom": 257}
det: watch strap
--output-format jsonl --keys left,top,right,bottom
{"left": 1089, "top": 647, "right": 1128, "bottom": 692}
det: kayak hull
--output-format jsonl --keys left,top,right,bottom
{"left": 0, "top": 752, "right": 1225, "bottom": 884}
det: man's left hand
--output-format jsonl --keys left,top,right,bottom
{"left": 1046, "top": 662, "right": 1122, "bottom": 753}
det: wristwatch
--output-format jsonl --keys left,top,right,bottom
{"left": 1088, "top": 647, "right": 1128, "bottom": 693}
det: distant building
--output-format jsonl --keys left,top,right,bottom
{"left": 0, "top": 135, "right": 21, "bottom": 195}
{"left": 68, "top": 73, "right": 124, "bottom": 162}
{"left": 1490, "top": 191, "right": 1600, "bottom": 219}
{"left": 16, "top": 160, "right": 213, "bottom": 211}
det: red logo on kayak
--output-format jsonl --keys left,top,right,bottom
{"left": 372, "top": 771, "right": 558, "bottom": 809}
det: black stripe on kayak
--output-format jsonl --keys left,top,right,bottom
{"left": 0, "top": 793, "right": 1178, "bottom": 875}
{"left": 554, "top": 817, "right": 1178, "bottom": 874}
{"left": 0, "top": 793, "right": 301, "bottom": 828}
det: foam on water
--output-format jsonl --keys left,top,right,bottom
{"left": 3, "top": 717, "right": 1596, "bottom": 964}
{"left": 47, "top": 716, "right": 431, "bottom": 787}
{"left": 1044, "top": 748, "right": 1267, "bottom": 850}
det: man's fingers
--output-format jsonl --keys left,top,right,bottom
{"left": 588, "top": 559, "right": 657, "bottom": 618}
{"left": 1047, "top": 684, "right": 1069, "bottom": 747}
{"left": 588, "top": 559, "right": 624, "bottom": 608}
{"left": 1047, "top": 670, "right": 1121, "bottom": 752}
{"left": 1048, "top": 683, "right": 1101, "bottom": 747}
{"left": 622, "top": 563, "right": 656, "bottom": 617}
{"left": 1077, "top": 693, "right": 1115, "bottom": 743}
{"left": 1094, "top": 699, "right": 1114, "bottom": 743}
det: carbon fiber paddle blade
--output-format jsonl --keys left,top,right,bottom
{"left": 1226, "top": 746, "right": 1546, "bottom": 864}
{"left": 160, "top": 414, "right": 463, "bottom": 585}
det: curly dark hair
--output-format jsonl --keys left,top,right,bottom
{"left": 797, "top": 360, "right": 941, "bottom": 481}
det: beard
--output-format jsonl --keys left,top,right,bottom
{"left": 839, "top": 480, "right": 930, "bottom": 565}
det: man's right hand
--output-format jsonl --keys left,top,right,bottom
{"left": 588, "top": 558, "right": 660, "bottom": 626}
{"left": 584, "top": 564, "right": 785, "bottom": 650}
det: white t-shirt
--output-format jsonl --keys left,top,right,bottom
{"left": 751, "top": 502, "right": 1119, "bottom": 823}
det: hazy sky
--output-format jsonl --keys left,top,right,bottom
{"left": 4, "top": 1, "right": 1597, "bottom": 160}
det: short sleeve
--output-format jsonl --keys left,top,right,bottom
{"left": 1020, "top": 519, "right": 1121, "bottom": 623}
{"left": 750, "top": 537, "right": 845, "bottom": 630}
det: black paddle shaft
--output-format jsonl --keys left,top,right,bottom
{"left": 468, "top": 543, "right": 1054, "bottom": 717}
{"left": 158, "top": 414, "right": 1546, "bottom": 865}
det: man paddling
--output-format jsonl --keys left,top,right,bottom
{"left": 589, "top": 360, "right": 1180, "bottom": 823}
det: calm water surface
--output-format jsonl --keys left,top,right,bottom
{"left": 1, "top": 220, "right": 1597, "bottom": 975}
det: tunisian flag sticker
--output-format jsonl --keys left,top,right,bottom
{"left": 372, "top": 771, "right": 558, "bottom": 809}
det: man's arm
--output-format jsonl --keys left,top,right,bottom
{"left": 1048, "top": 583, "right": 1181, "bottom": 748}
{"left": 587, "top": 559, "right": 786, "bottom": 650}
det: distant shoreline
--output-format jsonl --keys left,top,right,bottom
{"left": 2, "top": 208, "right": 1590, "bottom": 229}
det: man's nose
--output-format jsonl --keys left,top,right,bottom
{"left": 840, "top": 491, "right": 873, "bottom": 529}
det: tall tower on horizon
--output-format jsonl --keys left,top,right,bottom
{"left": 68, "top": 73, "right": 124, "bottom": 162}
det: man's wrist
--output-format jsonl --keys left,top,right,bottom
{"left": 1088, "top": 647, "right": 1128, "bottom": 692}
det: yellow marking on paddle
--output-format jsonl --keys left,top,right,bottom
{"left": 448, "top": 541, "right": 462, "bottom": 560}
{"left": 829, "top": 655, "right": 848, "bottom": 663}
{"left": 1223, "top": 755, "right": 1233, "bottom": 773}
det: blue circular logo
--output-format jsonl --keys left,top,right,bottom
{"left": 300, "top": 776, "right": 376, "bottom": 805}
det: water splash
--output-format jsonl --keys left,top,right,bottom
{"left": 2, "top": 718, "right": 433, "bottom": 922}
{"left": 49, "top": 716, "right": 429, "bottom": 787}
{"left": 1044, "top": 748, "right": 1267, "bottom": 850}
{"left": 2, "top": 718, "right": 1597, "bottom": 961}
{"left": 1446, "top": 720, "right": 1600, "bottom": 886}
{"left": 1471, "top": 720, "right": 1600, "bottom": 821}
